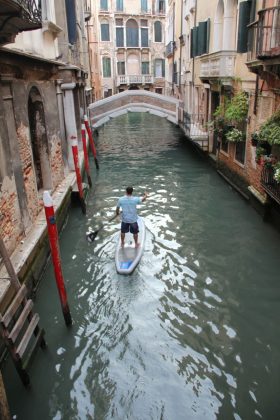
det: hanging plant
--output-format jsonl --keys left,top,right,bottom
{"left": 224, "top": 92, "right": 249, "bottom": 125}
{"left": 225, "top": 128, "right": 245, "bottom": 143}
{"left": 255, "top": 146, "right": 266, "bottom": 164}
{"left": 273, "top": 162, "right": 280, "bottom": 183}
{"left": 259, "top": 109, "right": 280, "bottom": 146}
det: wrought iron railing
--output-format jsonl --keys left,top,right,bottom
{"left": 261, "top": 165, "right": 280, "bottom": 204}
{"left": 17, "top": 0, "right": 42, "bottom": 25}
{"left": 165, "top": 41, "right": 176, "bottom": 57}
{"left": 248, "top": 6, "right": 280, "bottom": 61}
{"left": 183, "top": 112, "right": 209, "bottom": 148}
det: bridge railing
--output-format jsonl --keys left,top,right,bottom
{"left": 117, "top": 75, "right": 154, "bottom": 86}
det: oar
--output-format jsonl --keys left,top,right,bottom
{"left": 86, "top": 214, "right": 118, "bottom": 242}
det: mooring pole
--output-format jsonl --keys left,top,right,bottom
{"left": 0, "top": 371, "right": 10, "bottom": 420}
{"left": 71, "top": 136, "right": 86, "bottom": 214}
{"left": 84, "top": 115, "right": 99, "bottom": 169}
{"left": 81, "top": 123, "right": 92, "bottom": 188}
{"left": 43, "top": 191, "right": 72, "bottom": 326}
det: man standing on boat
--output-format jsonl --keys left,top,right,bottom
{"left": 116, "top": 187, "right": 148, "bottom": 248}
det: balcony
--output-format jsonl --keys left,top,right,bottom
{"left": 116, "top": 74, "right": 154, "bottom": 86}
{"left": 261, "top": 165, "right": 280, "bottom": 205}
{"left": 0, "top": 0, "right": 42, "bottom": 45}
{"left": 200, "top": 51, "right": 236, "bottom": 80}
{"left": 248, "top": 7, "right": 280, "bottom": 61}
{"left": 165, "top": 41, "right": 176, "bottom": 58}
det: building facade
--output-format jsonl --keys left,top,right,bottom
{"left": 94, "top": 0, "right": 167, "bottom": 97}
{"left": 166, "top": 0, "right": 280, "bottom": 219}
{"left": 0, "top": 0, "right": 92, "bottom": 255}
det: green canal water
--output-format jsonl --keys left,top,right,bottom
{"left": 3, "top": 113, "right": 280, "bottom": 419}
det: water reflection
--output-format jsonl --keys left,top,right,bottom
{"left": 3, "top": 113, "right": 280, "bottom": 420}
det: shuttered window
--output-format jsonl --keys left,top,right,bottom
{"left": 141, "top": 28, "right": 149, "bottom": 47}
{"left": 191, "top": 20, "right": 209, "bottom": 57}
{"left": 117, "top": 61, "right": 125, "bottom": 75}
{"left": 102, "top": 57, "right": 111, "bottom": 77}
{"left": 142, "top": 62, "right": 149, "bottom": 74}
{"left": 141, "top": 0, "right": 148, "bottom": 12}
{"left": 116, "top": 0, "right": 123, "bottom": 11}
{"left": 237, "top": 1, "right": 252, "bottom": 53}
{"left": 101, "top": 22, "right": 110, "bottom": 41}
{"left": 154, "top": 59, "right": 165, "bottom": 77}
{"left": 126, "top": 19, "right": 139, "bottom": 47}
{"left": 116, "top": 27, "right": 124, "bottom": 46}
{"left": 100, "top": 0, "right": 108, "bottom": 11}
{"left": 154, "top": 21, "right": 162, "bottom": 42}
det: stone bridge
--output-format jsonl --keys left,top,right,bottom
{"left": 88, "top": 90, "right": 182, "bottom": 129}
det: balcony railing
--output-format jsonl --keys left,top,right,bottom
{"left": 261, "top": 165, "right": 280, "bottom": 205}
{"left": 248, "top": 6, "right": 280, "bottom": 61}
{"left": 0, "top": 0, "right": 41, "bottom": 44}
{"left": 200, "top": 51, "right": 236, "bottom": 79}
{"left": 183, "top": 112, "right": 209, "bottom": 150}
{"left": 165, "top": 41, "right": 176, "bottom": 57}
{"left": 117, "top": 75, "right": 154, "bottom": 86}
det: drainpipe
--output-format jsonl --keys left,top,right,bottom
{"left": 179, "top": 0, "right": 183, "bottom": 95}
{"left": 172, "top": 1, "right": 175, "bottom": 95}
{"left": 191, "top": 0, "right": 197, "bottom": 114}
{"left": 56, "top": 80, "right": 68, "bottom": 172}
{"left": 61, "top": 82, "right": 79, "bottom": 171}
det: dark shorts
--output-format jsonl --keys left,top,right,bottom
{"left": 121, "top": 222, "right": 139, "bottom": 234}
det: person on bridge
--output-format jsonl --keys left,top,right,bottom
{"left": 116, "top": 187, "right": 148, "bottom": 248}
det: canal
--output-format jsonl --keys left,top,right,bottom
{"left": 3, "top": 113, "right": 280, "bottom": 419}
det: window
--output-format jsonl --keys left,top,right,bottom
{"left": 117, "top": 61, "right": 125, "bottom": 75}
{"left": 126, "top": 19, "right": 139, "bottom": 47}
{"left": 141, "top": 0, "right": 148, "bottom": 12}
{"left": 101, "top": 20, "right": 110, "bottom": 41}
{"left": 154, "top": 21, "right": 162, "bottom": 42}
{"left": 102, "top": 57, "right": 111, "bottom": 77}
{"left": 104, "top": 89, "right": 112, "bottom": 98}
{"left": 100, "top": 0, "right": 108, "bottom": 10}
{"left": 235, "top": 142, "right": 246, "bottom": 164}
{"left": 154, "top": 59, "right": 165, "bottom": 77}
{"left": 141, "top": 27, "right": 148, "bottom": 47}
{"left": 116, "top": 0, "right": 123, "bottom": 11}
{"left": 158, "top": 0, "right": 165, "bottom": 13}
{"left": 155, "top": 88, "right": 163, "bottom": 94}
{"left": 141, "top": 61, "right": 149, "bottom": 74}
{"left": 116, "top": 27, "right": 124, "bottom": 46}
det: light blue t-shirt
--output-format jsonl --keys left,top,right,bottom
{"left": 117, "top": 196, "right": 141, "bottom": 223}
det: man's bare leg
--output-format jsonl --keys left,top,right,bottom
{"left": 121, "top": 233, "right": 125, "bottom": 247}
{"left": 133, "top": 233, "right": 139, "bottom": 248}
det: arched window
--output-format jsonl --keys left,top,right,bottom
{"left": 154, "top": 21, "right": 162, "bottom": 42}
{"left": 28, "top": 87, "right": 51, "bottom": 191}
{"left": 223, "top": 0, "right": 238, "bottom": 50}
{"left": 101, "top": 19, "right": 110, "bottom": 41}
{"left": 213, "top": 0, "right": 224, "bottom": 51}
{"left": 126, "top": 19, "right": 139, "bottom": 47}
{"left": 102, "top": 56, "right": 111, "bottom": 77}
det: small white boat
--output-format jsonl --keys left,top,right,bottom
{"left": 115, "top": 217, "right": 145, "bottom": 275}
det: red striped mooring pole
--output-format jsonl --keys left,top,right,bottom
{"left": 84, "top": 115, "right": 99, "bottom": 169}
{"left": 43, "top": 191, "right": 72, "bottom": 326}
{"left": 71, "top": 136, "right": 86, "bottom": 214}
{"left": 81, "top": 123, "right": 92, "bottom": 188}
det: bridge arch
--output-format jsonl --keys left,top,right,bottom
{"left": 88, "top": 90, "right": 181, "bottom": 129}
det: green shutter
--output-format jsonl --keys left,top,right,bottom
{"left": 191, "top": 27, "right": 198, "bottom": 58}
{"left": 237, "top": 1, "right": 251, "bottom": 53}
{"left": 198, "top": 21, "right": 208, "bottom": 56}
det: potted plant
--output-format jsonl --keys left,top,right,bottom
{"left": 259, "top": 109, "right": 280, "bottom": 146}
{"left": 255, "top": 146, "right": 266, "bottom": 164}
{"left": 273, "top": 162, "right": 280, "bottom": 183}
{"left": 225, "top": 128, "right": 245, "bottom": 143}
{"left": 251, "top": 132, "right": 259, "bottom": 147}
